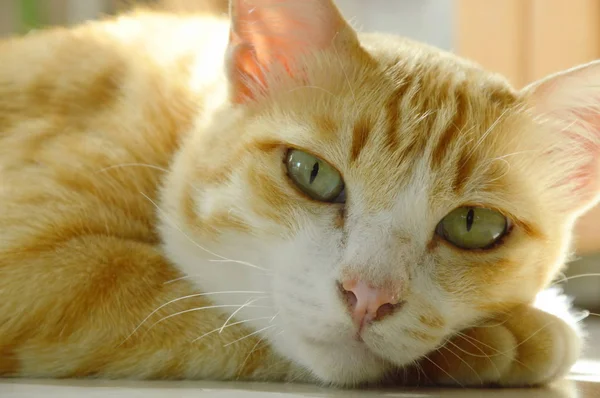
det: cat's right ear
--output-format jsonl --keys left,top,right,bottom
{"left": 225, "top": 0, "right": 358, "bottom": 104}
{"left": 523, "top": 60, "right": 600, "bottom": 215}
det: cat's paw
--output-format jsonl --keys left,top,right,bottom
{"left": 413, "top": 305, "right": 582, "bottom": 387}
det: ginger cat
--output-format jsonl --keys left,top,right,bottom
{"left": 0, "top": 0, "right": 596, "bottom": 388}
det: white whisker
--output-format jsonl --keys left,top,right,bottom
{"left": 208, "top": 258, "right": 272, "bottom": 271}
{"left": 236, "top": 327, "right": 278, "bottom": 378}
{"left": 191, "top": 315, "right": 274, "bottom": 343}
{"left": 455, "top": 331, "right": 533, "bottom": 373}
{"left": 493, "top": 149, "right": 540, "bottom": 160}
{"left": 414, "top": 361, "right": 431, "bottom": 386}
{"left": 483, "top": 157, "right": 511, "bottom": 184}
{"left": 96, "top": 163, "right": 169, "bottom": 174}
{"left": 553, "top": 272, "right": 600, "bottom": 285}
{"left": 142, "top": 304, "right": 272, "bottom": 337}
{"left": 422, "top": 355, "right": 464, "bottom": 387}
{"left": 120, "top": 291, "right": 266, "bottom": 345}
{"left": 441, "top": 343, "right": 484, "bottom": 384}
{"left": 219, "top": 296, "right": 269, "bottom": 333}
{"left": 458, "top": 320, "right": 558, "bottom": 358}
{"left": 223, "top": 324, "right": 276, "bottom": 348}
{"left": 241, "top": 334, "right": 268, "bottom": 364}
{"left": 409, "top": 110, "right": 437, "bottom": 129}
{"left": 163, "top": 274, "right": 206, "bottom": 285}
{"left": 464, "top": 107, "right": 511, "bottom": 163}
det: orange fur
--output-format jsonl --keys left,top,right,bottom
{"left": 0, "top": 0, "right": 595, "bottom": 387}
{"left": 0, "top": 11, "right": 288, "bottom": 381}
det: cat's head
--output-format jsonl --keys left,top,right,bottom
{"left": 160, "top": 0, "right": 600, "bottom": 385}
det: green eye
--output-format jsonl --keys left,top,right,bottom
{"left": 285, "top": 149, "right": 345, "bottom": 203}
{"left": 436, "top": 207, "right": 508, "bottom": 250}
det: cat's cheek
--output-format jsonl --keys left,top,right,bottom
{"left": 267, "top": 231, "right": 349, "bottom": 333}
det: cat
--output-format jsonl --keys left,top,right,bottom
{"left": 0, "top": 0, "right": 596, "bottom": 388}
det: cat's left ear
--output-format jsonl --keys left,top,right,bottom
{"left": 226, "top": 0, "right": 358, "bottom": 103}
{"left": 523, "top": 60, "right": 600, "bottom": 214}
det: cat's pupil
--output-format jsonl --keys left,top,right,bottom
{"left": 309, "top": 162, "right": 319, "bottom": 184}
{"left": 466, "top": 208, "right": 475, "bottom": 232}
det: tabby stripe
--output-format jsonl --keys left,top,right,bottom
{"left": 350, "top": 117, "right": 372, "bottom": 162}
{"left": 396, "top": 134, "right": 427, "bottom": 169}
{"left": 452, "top": 149, "right": 475, "bottom": 195}
{"left": 384, "top": 76, "right": 411, "bottom": 152}
{"left": 431, "top": 85, "right": 467, "bottom": 172}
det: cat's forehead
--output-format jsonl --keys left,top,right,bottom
{"left": 259, "top": 39, "right": 527, "bottom": 210}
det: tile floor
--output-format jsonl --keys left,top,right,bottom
{"left": 2, "top": 319, "right": 599, "bottom": 398}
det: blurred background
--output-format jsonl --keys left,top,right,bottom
{"left": 0, "top": 0, "right": 598, "bottom": 312}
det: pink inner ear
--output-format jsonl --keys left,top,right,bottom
{"left": 233, "top": 0, "right": 343, "bottom": 58}
{"left": 550, "top": 108, "right": 600, "bottom": 205}
{"left": 227, "top": 36, "right": 268, "bottom": 103}
{"left": 227, "top": 0, "right": 350, "bottom": 103}
{"left": 525, "top": 60, "right": 600, "bottom": 212}
{"left": 575, "top": 111, "right": 600, "bottom": 197}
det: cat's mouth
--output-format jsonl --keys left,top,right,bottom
{"left": 300, "top": 325, "right": 387, "bottom": 356}
{"left": 300, "top": 325, "right": 366, "bottom": 346}
{"left": 301, "top": 333, "right": 379, "bottom": 356}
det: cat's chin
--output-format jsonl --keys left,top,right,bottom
{"left": 274, "top": 331, "right": 393, "bottom": 386}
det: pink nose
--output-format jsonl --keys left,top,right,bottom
{"left": 340, "top": 279, "right": 403, "bottom": 330}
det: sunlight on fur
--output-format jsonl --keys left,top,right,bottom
{"left": 0, "top": 0, "right": 598, "bottom": 388}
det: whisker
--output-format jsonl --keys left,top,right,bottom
{"left": 422, "top": 355, "right": 464, "bottom": 387}
{"left": 455, "top": 331, "right": 506, "bottom": 356}
{"left": 96, "top": 163, "right": 169, "bottom": 174}
{"left": 552, "top": 272, "right": 600, "bottom": 285}
{"left": 207, "top": 259, "right": 272, "bottom": 271}
{"left": 191, "top": 315, "right": 274, "bottom": 343}
{"left": 440, "top": 343, "right": 483, "bottom": 384}
{"left": 219, "top": 296, "right": 268, "bottom": 333}
{"left": 244, "top": 334, "right": 269, "bottom": 361}
{"left": 287, "top": 363, "right": 311, "bottom": 384}
{"left": 586, "top": 312, "right": 599, "bottom": 317}
{"left": 414, "top": 361, "right": 432, "bottom": 386}
{"left": 435, "top": 344, "right": 452, "bottom": 368}
{"left": 492, "top": 149, "right": 540, "bottom": 160}
{"left": 408, "top": 110, "right": 438, "bottom": 130}
{"left": 463, "top": 107, "right": 511, "bottom": 163}
{"left": 446, "top": 337, "right": 501, "bottom": 378}
{"left": 272, "top": 329, "right": 284, "bottom": 338}
{"left": 401, "top": 365, "right": 409, "bottom": 387}
{"left": 223, "top": 324, "right": 276, "bottom": 348}
{"left": 140, "top": 192, "right": 269, "bottom": 272}
{"left": 120, "top": 291, "right": 266, "bottom": 345}
{"left": 473, "top": 318, "right": 511, "bottom": 329}
{"left": 142, "top": 304, "right": 272, "bottom": 338}
{"left": 163, "top": 274, "right": 206, "bottom": 285}
{"left": 455, "top": 331, "right": 500, "bottom": 354}
{"left": 484, "top": 158, "right": 511, "bottom": 184}
{"left": 454, "top": 331, "right": 534, "bottom": 373}
{"left": 236, "top": 329, "right": 274, "bottom": 378}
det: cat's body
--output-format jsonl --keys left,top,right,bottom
{"left": 0, "top": 0, "right": 597, "bottom": 387}
{"left": 0, "top": 13, "right": 278, "bottom": 380}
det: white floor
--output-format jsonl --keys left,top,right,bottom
{"left": 2, "top": 319, "right": 599, "bottom": 398}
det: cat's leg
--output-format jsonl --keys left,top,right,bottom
{"left": 408, "top": 304, "right": 582, "bottom": 387}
